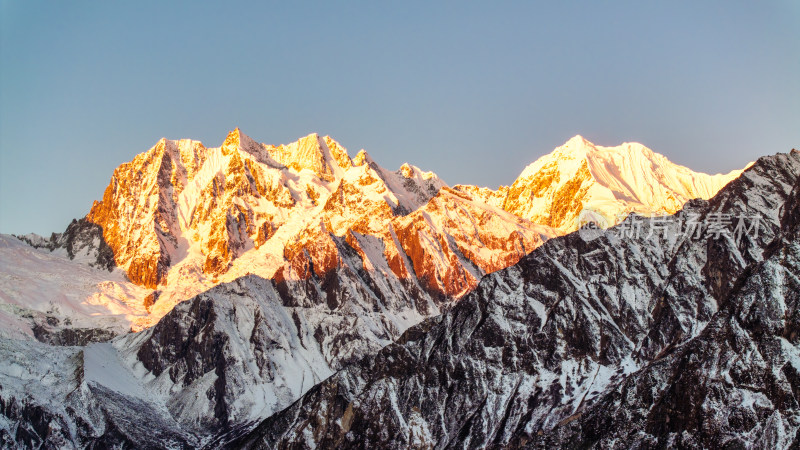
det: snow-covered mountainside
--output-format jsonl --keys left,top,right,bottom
{"left": 0, "top": 131, "right": 756, "bottom": 448}
{"left": 457, "top": 135, "right": 745, "bottom": 233}
{"left": 234, "top": 150, "right": 800, "bottom": 448}
{"left": 0, "top": 243, "right": 444, "bottom": 447}
{"left": 0, "top": 234, "right": 149, "bottom": 344}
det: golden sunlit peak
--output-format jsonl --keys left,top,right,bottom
{"left": 151, "top": 137, "right": 169, "bottom": 150}
{"left": 400, "top": 163, "right": 414, "bottom": 178}
{"left": 564, "top": 134, "right": 592, "bottom": 147}
{"left": 353, "top": 149, "right": 371, "bottom": 166}
{"left": 221, "top": 127, "right": 252, "bottom": 155}
{"left": 228, "top": 127, "right": 242, "bottom": 139}
{"left": 223, "top": 127, "right": 259, "bottom": 146}
{"left": 296, "top": 132, "right": 322, "bottom": 145}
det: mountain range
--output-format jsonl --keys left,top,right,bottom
{"left": 2, "top": 130, "right": 794, "bottom": 449}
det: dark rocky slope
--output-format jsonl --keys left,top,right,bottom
{"left": 526, "top": 171, "right": 800, "bottom": 448}
{"left": 232, "top": 151, "right": 800, "bottom": 449}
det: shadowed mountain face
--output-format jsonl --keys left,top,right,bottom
{"left": 233, "top": 151, "right": 800, "bottom": 449}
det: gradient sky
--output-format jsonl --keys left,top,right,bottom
{"left": 1, "top": 1, "right": 798, "bottom": 235}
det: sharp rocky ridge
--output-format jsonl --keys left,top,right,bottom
{"left": 233, "top": 150, "right": 800, "bottom": 449}
{"left": 0, "top": 130, "right": 781, "bottom": 448}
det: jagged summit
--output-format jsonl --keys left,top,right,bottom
{"left": 399, "top": 162, "right": 413, "bottom": 178}
{"left": 259, "top": 132, "right": 350, "bottom": 181}
{"left": 46, "top": 129, "right": 544, "bottom": 332}
{"left": 224, "top": 126, "right": 244, "bottom": 142}
{"left": 17, "top": 130, "right": 746, "bottom": 311}
{"left": 352, "top": 148, "right": 372, "bottom": 167}
{"left": 221, "top": 127, "right": 262, "bottom": 156}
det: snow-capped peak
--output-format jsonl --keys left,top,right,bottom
{"left": 496, "top": 136, "right": 746, "bottom": 232}
{"left": 262, "top": 132, "right": 345, "bottom": 181}
{"left": 564, "top": 134, "right": 591, "bottom": 148}
{"left": 399, "top": 163, "right": 414, "bottom": 178}
{"left": 53, "top": 130, "right": 477, "bottom": 324}
{"left": 352, "top": 149, "right": 373, "bottom": 167}
{"left": 221, "top": 127, "right": 265, "bottom": 159}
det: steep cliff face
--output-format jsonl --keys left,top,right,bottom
{"left": 283, "top": 181, "right": 553, "bottom": 302}
{"left": 83, "top": 129, "right": 347, "bottom": 290}
{"left": 86, "top": 137, "right": 207, "bottom": 287}
{"left": 390, "top": 187, "right": 551, "bottom": 299}
{"left": 527, "top": 167, "right": 800, "bottom": 448}
{"left": 235, "top": 151, "right": 800, "bottom": 449}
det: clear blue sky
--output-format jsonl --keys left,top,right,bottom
{"left": 1, "top": 1, "right": 798, "bottom": 235}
